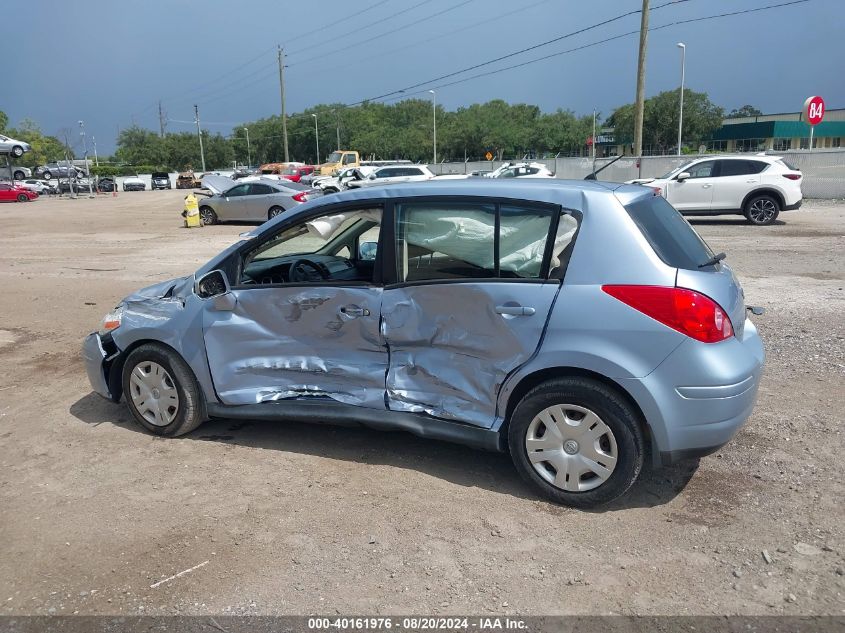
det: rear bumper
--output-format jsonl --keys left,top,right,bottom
{"left": 783, "top": 199, "right": 802, "bottom": 211}
{"left": 620, "top": 319, "right": 765, "bottom": 465}
{"left": 82, "top": 333, "right": 112, "bottom": 399}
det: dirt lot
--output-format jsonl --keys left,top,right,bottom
{"left": 0, "top": 190, "right": 842, "bottom": 617}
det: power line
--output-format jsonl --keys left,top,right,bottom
{"left": 297, "top": 0, "right": 553, "bottom": 76}
{"left": 283, "top": 0, "right": 392, "bottom": 46}
{"left": 287, "top": 0, "right": 478, "bottom": 67}
{"left": 371, "top": 0, "right": 813, "bottom": 102}
{"left": 285, "top": 0, "right": 437, "bottom": 59}
{"left": 347, "top": 0, "right": 698, "bottom": 105}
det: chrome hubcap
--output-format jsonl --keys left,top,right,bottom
{"left": 129, "top": 361, "right": 179, "bottom": 427}
{"left": 749, "top": 199, "right": 776, "bottom": 223}
{"left": 524, "top": 404, "right": 618, "bottom": 492}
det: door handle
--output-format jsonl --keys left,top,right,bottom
{"left": 495, "top": 305, "right": 536, "bottom": 316}
{"left": 340, "top": 305, "right": 370, "bottom": 317}
{"left": 701, "top": 184, "right": 712, "bottom": 189}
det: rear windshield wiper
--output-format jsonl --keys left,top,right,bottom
{"left": 698, "top": 252, "right": 726, "bottom": 268}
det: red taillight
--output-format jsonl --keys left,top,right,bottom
{"left": 292, "top": 192, "right": 307, "bottom": 202}
{"left": 602, "top": 285, "right": 734, "bottom": 343}
{"left": 782, "top": 173, "right": 801, "bottom": 180}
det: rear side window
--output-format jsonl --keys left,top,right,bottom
{"left": 624, "top": 195, "right": 714, "bottom": 270}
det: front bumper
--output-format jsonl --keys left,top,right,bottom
{"left": 621, "top": 319, "right": 765, "bottom": 465}
{"left": 82, "top": 333, "right": 113, "bottom": 399}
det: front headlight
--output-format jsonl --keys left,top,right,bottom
{"left": 99, "top": 305, "right": 124, "bottom": 336}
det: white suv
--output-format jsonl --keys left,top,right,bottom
{"left": 347, "top": 165, "right": 434, "bottom": 189}
{"left": 630, "top": 155, "right": 802, "bottom": 225}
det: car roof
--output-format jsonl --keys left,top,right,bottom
{"left": 265, "top": 178, "right": 645, "bottom": 229}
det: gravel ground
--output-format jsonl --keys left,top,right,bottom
{"left": 0, "top": 191, "right": 842, "bottom": 616}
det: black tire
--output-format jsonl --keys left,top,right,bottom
{"left": 268, "top": 205, "right": 285, "bottom": 220}
{"left": 199, "top": 206, "right": 218, "bottom": 225}
{"left": 744, "top": 194, "right": 780, "bottom": 226}
{"left": 17, "top": 193, "right": 28, "bottom": 202}
{"left": 42, "top": 171, "right": 52, "bottom": 180}
{"left": 11, "top": 145, "right": 23, "bottom": 158}
{"left": 121, "top": 344, "right": 206, "bottom": 437}
{"left": 13, "top": 170, "right": 25, "bottom": 180}
{"left": 507, "top": 377, "right": 645, "bottom": 508}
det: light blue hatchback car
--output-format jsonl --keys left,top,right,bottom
{"left": 83, "top": 180, "right": 765, "bottom": 507}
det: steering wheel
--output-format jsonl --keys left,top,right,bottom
{"left": 289, "top": 258, "right": 328, "bottom": 282}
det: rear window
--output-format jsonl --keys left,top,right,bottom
{"left": 777, "top": 158, "right": 800, "bottom": 171}
{"left": 624, "top": 195, "right": 714, "bottom": 269}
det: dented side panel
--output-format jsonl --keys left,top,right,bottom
{"left": 203, "top": 286, "right": 387, "bottom": 408}
{"left": 381, "top": 282, "right": 559, "bottom": 427}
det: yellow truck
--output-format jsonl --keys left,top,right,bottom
{"left": 319, "top": 150, "right": 360, "bottom": 176}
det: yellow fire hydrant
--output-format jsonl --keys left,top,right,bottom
{"left": 182, "top": 193, "right": 202, "bottom": 228}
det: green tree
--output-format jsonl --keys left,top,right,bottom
{"left": 608, "top": 88, "right": 724, "bottom": 153}
{"left": 727, "top": 105, "right": 763, "bottom": 118}
{"left": 0, "top": 110, "right": 8, "bottom": 132}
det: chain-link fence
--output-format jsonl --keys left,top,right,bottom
{"left": 428, "top": 150, "right": 845, "bottom": 199}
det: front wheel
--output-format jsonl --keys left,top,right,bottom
{"left": 121, "top": 344, "right": 205, "bottom": 437}
{"left": 13, "top": 170, "right": 25, "bottom": 180}
{"left": 508, "top": 377, "right": 645, "bottom": 508}
{"left": 11, "top": 145, "right": 24, "bottom": 158}
{"left": 17, "top": 193, "right": 28, "bottom": 202}
{"left": 744, "top": 194, "right": 780, "bottom": 226}
{"left": 42, "top": 171, "right": 52, "bottom": 180}
{"left": 199, "top": 206, "right": 218, "bottom": 225}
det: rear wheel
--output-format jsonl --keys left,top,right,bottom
{"left": 121, "top": 344, "right": 205, "bottom": 437}
{"left": 199, "top": 206, "right": 218, "bottom": 225}
{"left": 13, "top": 170, "right": 25, "bottom": 180}
{"left": 508, "top": 377, "right": 645, "bottom": 508}
{"left": 42, "top": 171, "right": 52, "bottom": 180}
{"left": 744, "top": 194, "right": 780, "bottom": 226}
{"left": 268, "top": 205, "right": 285, "bottom": 220}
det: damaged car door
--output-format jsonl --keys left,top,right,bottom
{"left": 382, "top": 199, "right": 576, "bottom": 427}
{"left": 202, "top": 207, "right": 387, "bottom": 408}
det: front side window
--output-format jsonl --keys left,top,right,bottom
{"left": 685, "top": 161, "right": 715, "bottom": 179}
{"left": 239, "top": 208, "right": 382, "bottom": 286}
{"left": 394, "top": 201, "right": 573, "bottom": 283}
{"left": 225, "top": 184, "right": 250, "bottom": 197}
{"left": 342, "top": 154, "right": 356, "bottom": 164}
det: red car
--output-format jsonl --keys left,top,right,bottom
{"left": 280, "top": 165, "right": 315, "bottom": 183}
{"left": 0, "top": 182, "right": 38, "bottom": 202}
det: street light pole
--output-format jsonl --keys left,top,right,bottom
{"left": 428, "top": 89, "right": 437, "bottom": 165}
{"left": 92, "top": 136, "right": 99, "bottom": 166}
{"left": 78, "top": 120, "right": 94, "bottom": 197}
{"left": 312, "top": 113, "right": 320, "bottom": 164}
{"left": 677, "top": 42, "right": 686, "bottom": 156}
{"left": 244, "top": 127, "right": 251, "bottom": 168}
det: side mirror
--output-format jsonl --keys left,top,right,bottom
{"left": 195, "top": 269, "right": 230, "bottom": 299}
{"left": 359, "top": 241, "right": 378, "bottom": 261}
{"left": 676, "top": 172, "right": 691, "bottom": 181}
{"left": 368, "top": 174, "right": 376, "bottom": 180}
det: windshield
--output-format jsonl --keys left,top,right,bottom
{"left": 282, "top": 166, "right": 299, "bottom": 175}
{"left": 659, "top": 163, "right": 692, "bottom": 179}
{"left": 326, "top": 152, "right": 342, "bottom": 163}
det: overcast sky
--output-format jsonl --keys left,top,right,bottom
{"left": 3, "top": 0, "right": 841, "bottom": 154}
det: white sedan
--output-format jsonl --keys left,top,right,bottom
{"left": 346, "top": 165, "right": 434, "bottom": 189}
{"left": 19, "top": 180, "right": 54, "bottom": 195}
{"left": 0, "top": 134, "right": 32, "bottom": 158}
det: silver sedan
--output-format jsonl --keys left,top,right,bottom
{"left": 198, "top": 176, "right": 321, "bottom": 225}
{"left": 0, "top": 134, "right": 31, "bottom": 158}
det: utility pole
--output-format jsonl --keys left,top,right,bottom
{"left": 312, "top": 113, "right": 320, "bottom": 165}
{"left": 194, "top": 104, "right": 206, "bottom": 172}
{"left": 79, "top": 120, "right": 94, "bottom": 197}
{"left": 676, "top": 42, "right": 686, "bottom": 156}
{"left": 278, "top": 46, "right": 289, "bottom": 162}
{"left": 592, "top": 109, "right": 597, "bottom": 174}
{"left": 633, "top": 0, "right": 649, "bottom": 162}
{"left": 92, "top": 136, "right": 99, "bottom": 166}
{"left": 429, "top": 90, "right": 437, "bottom": 165}
{"left": 335, "top": 111, "right": 341, "bottom": 150}
{"left": 244, "top": 127, "right": 251, "bottom": 168}
{"left": 158, "top": 101, "right": 166, "bottom": 137}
